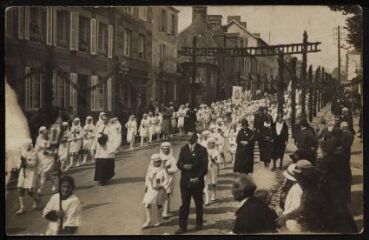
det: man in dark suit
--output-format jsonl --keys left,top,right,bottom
{"left": 175, "top": 132, "right": 208, "bottom": 234}
{"left": 232, "top": 174, "right": 278, "bottom": 234}
{"left": 295, "top": 118, "right": 318, "bottom": 165}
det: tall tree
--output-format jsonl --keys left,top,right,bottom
{"left": 329, "top": 5, "right": 362, "bottom": 51}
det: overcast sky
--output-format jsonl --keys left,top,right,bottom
{"left": 175, "top": 6, "right": 352, "bottom": 72}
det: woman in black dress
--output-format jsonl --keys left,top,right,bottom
{"left": 259, "top": 117, "right": 274, "bottom": 168}
{"left": 233, "top": 119, "right": 256, "bottom": 174}
{"left": 271, "top": 113, "right": 289, "bottom": 170}
{"left": 184, "top": 106, "right": 197, "bottom": 134}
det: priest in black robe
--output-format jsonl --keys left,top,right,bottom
{"left": 234, "top": 119, "right": 256, "bottom": 174}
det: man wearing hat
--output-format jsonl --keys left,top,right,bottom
{"left": 231, "top": 174, "right": 278, "bottom": 234}
{"left": 341, "top": 107, "right": 355, "bottom": 135}
{"left": 294, "top": 118, "right": 318, "bottom": 165}
{"left": 176, "top": 132, "right": 208, "bottom": 234}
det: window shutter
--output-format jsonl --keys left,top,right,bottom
{"left": 69, "top": 12, "right": 79, "bottom": 51}
{"left": 25, "top": 67, "right": 31, "bottom": 109}
{"left": 75, "top": 12, "right": 79, "bottom": 51}
{"left": 108, "top": 24, "right": 113, "bottom": 59}
{"left": 167, "top": 13, "right": 171, "bottom": 35}
{"left": 96, "top": 20, "right": 99, "bottom": 54}
{"left": 107, "top": 77, "right": 112, "bottom": 111}
{"left": 18, "top": 7, "right": 24, "bottom": 39}
{"left": 52, "top": 71, "right": 57, "bottom": 106}
{"left": 46, "top": 7, "right": 53, "bottom": 46}
{"left": 90, "top": 18, "right": 97, "bottom": 55}
{"left": 90, "top": 75, "right": 96, "bottom": 110}
{"left": 70, "top": 73, "right": 78, "bottom": 109}
{"left": 53, "top": 8, "right": 57, "bottom": 46}
{"left": 24, "top": 7, "right": 30, "bottom": 40}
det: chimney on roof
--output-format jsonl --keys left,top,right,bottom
{"left": 207, "top": 15, "right": 223, "bottom": 29}
{"left": 253, "top": 33, "right": 261, "bottom": 38}
{"left": 227, "top": 16, "right": 241, "bottom": 23}
{"left": 192, "top": 6, "right": 207, "bottom": 23}
{"left": 240, "top": 21, "right": 247, "bottom": 29}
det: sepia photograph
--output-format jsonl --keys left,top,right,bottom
{"left": 4, "top": 5, "right": 364, "bottom": 235}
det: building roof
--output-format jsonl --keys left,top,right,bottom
{"left": 225, "top": 20, "right": 259, "bottom": 40}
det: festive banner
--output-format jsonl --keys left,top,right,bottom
{"left": 232, "top": 86, "right": 243, "bottom": 104}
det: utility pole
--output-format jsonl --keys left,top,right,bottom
{"left": 301, "top": 31, "right": 308, "bottom": 119}
{"left": 191, "top": 36, "right": 197, "bottom": 107}
{"left": 277, "top": 51, "right": 285, "bottom": 115}
{"left": 338, "top": 25, "right": 341, "bottom": 84}
{"left": 290, "top": 57, "right": 297, "bottom": 138}
{"left": 308, "top": 65, "right": 313, "bottom": 122}
{"left": 313, "top": 66, "right": 320, "bottom": 117}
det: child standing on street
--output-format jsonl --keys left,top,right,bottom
{"left": 142, "top": 153, "right": 168, "bottom": 228}
{"left": 204, "top": 138, "right": 222, "bottom": 205}
{"left": 15, "top": 138, "right": 41, "bottom": 215}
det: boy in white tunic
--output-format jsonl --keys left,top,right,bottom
{"left": 139, "top": 114, "right": 150, "bottom": 147}
{"left": 204, "top": 138, "right": 222, "bottom": 205}
{"left": 43, "top": 176, "right": 81, "bottom": 235}
{"left": 59, "top": 122, "right": 71, "bottom": 173}
{"left": 159, "top": 142, "right": 177, "bottom": 219}
{"left": 142, "top": 153, "right": 168, "bottom": 228}
{"left": 69, "top": 118, "right": 83, "bottom": 168}
{"left": 15, "top": 138, "right": 41, "bottom": 215}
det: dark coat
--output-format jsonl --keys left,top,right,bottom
{"left": 295, "top": 127, "right": 318, "bottom": 163}
{"left": 234, "top": 128, "right": 256, "bottom": 174}
{"left": 233, "top": 196, "right": 278, "bottom": 234}
{"left": 184, "top": 109, "right": 197, "bottom": 133}
{"left": 341, "top": 113, "right": 355, "bottom": 134}
{"left": 272, "top": 122, "right": 289, "bottom": 159}
{"left": 258, "top": 125, "right": 274, "bottom": 163}
{"left": 177, "top": 143, "right": 208, "bottom": 189}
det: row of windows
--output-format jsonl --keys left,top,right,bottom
{"left": 238, "top": 58, "right": 271, "bottom": 77}
{"left": 6, "top": 7, "right": 113, "bottom": 58}
{"left": 24, "top": 67, "right": 112, "bottom": 111}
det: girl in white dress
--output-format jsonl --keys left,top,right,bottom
{"left": 176, "top": 105, "right": 186, "bottom": 135}
{"left": 15, "top": 138, "right": 40, "bottom": 215}
{"left": 159, "top": 142, "right": 177, "bottom": 219}
{"left": 69, "top": 118, "right": 84, "bottom": 168}
{"left": 43, "top": 176, "right": 81, "bottom": 235}
{"left": 110, "top": 117, "right": 122, "bottom": 151}
{"left": 59, "top": 122, "right": 71, "bottom": 173}
{"left": 125, "top": 115, "right": 137, "bottom": 151}
{"left": 81, "top": 116, "right": 95, "bottom": 166}
{"left": 228, "top": 123, "right": 238, "bottom": 164}
{"left": 199, "top": 130, "right": 210, "bottom": 148}
{"left": 142, "top": 153, "right": 168, "bottom": 228}
{"left": 204, "top": 138, "right": 222, "bottom": 205}
{"left": 170, "top": 106, "right": 177, "bottom": 135}
{"left": 155, "top": 112, "right": 162, "bottom": 141}
{"left": 36, "top": 126, "right": 58, "bottom": 195}
{"left": 139, "top": 114, "right": 150, "bottom": 147}
{"left": 148, "top": 112, "right": 155, "bottom": 143}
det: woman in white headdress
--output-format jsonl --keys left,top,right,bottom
{"left": 125, "top": 115, "right": 137, "bottom": 151}
{"left": 176, "top": 105, "right": 186, "bottom": 135}
{"left": 81, "top": 116, "right": 95, "bottom": 165}
{"left": 95, "top": 112, "right": 105, "bottom": 130}
{"left": 36, "top": 126, "right": 58, "bottom": 195}
{"left": 110, "top": 117, "right": 122, "bottom": 151}
{"left": 69, "top": 118, "right": 84, "bottom": 168}
{"left": 59, "top": 122, "right": 71, "bottom": 172}
{"left": 15, "top": 138, "right": 40, "bottom": 215}
{"left": 139, "top": 113, "right": 150, "bottom": 147}
{"left": 142, "top": 153, "right": 168, "bottom": 228}
{"left": 148, "top": 112, "right": 155, "bottom": 143}
{"left": 159, "top": 142, "right": 177, "bottom": 219}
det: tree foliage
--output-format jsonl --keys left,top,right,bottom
{"left": 329, "top": 5, "right": 362, "bottom": 51}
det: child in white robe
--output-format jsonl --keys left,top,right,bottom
{"left": 159, "top": 142, "right": 177, "bottom": 219}
{"left": 125, "top": 115, "right": 137, "bottom": 151}
{"left": 148, "top": 112, "right": 155, "bottom": 143}
{"left": 154, "top": 113, "right": 162, "bottom": 141}
{"left": 142, "top": 153, "right": 168, "bottom": 228}
{"left": 204, "top": 138, "right": 222, "bottom": 205}
{"left": 177, "top": 105, "right": 186, "bottom": 135}
{"left": 36, "top": 126, "right": 58, "bottom": 195}
{"left": 81, "top": 117, "right": 95, "bottom": 166}
{"left": 43, "top": 176, "right": 81, "bottom": 235}
{"left": 59, "top": 122, "right": 71, "bottom": 173}
{"left": 139, "top": 114, "right": 150, "bottom": 147}
{"left": 15, "top": 138, "right": 40, "bottom": 215}
{"left": 69, "top": 118, "right": 83, "bottom": 168}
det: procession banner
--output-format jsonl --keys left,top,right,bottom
{"left": 232, "top": 86, "right": 243, "bottom": 104}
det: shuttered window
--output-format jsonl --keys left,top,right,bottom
{"left": 70, "top": 73, "right": 78, "bottom": 109}
{"left": 30, "top": 7, "right": 46, "bottom": 43}
{"left": 107, "top": 77, "right": 112, "bottom": 111}
{"left": 70, "top": 11, "right": 79, "bottom": 51}
{"left": 138, "top": 34, "right": 145, "bottom": 60}
{"left": 138, "top": 7, "right": 147, "bottom": 21}
{"left": 18, "top": 7, "right": 25, "bottom": 39}
{"left": 108, "top": 24, "right": 113, "bottom": 58}
{"left": 90, "top": 76, "right": 104, "bottom": 111}
{"left": 123, "top": 29, "right": 131, "bottom": 57}
{"left": 25, "top": 67, "right": 42, "bottom": 111}
{"left": 90, "top": 18, "right": 97, "bottom": 55}
{"left": 98, "top": 21, "right": 108, "bottom": 55}
{"left": 46, "top": 7, "right": 53, "bottom": 45}
{"left": 24, "top": 7, "right": 30, "bottom": 40}
{"left": 52, "top": 71, "right": 68, "bottom": 108}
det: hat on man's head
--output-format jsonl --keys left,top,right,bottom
{"left": 293, "top": 160, "right": 314, "bottom": 174}
{"left": 283, "top": 164, "right": 297, "bottom": 181}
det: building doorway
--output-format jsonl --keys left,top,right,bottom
{"left": 77, "top": 74, "right": 89, "bottom": 120}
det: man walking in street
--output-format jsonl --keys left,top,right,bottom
{"left": 176, "top": 132, "right": 208, "bottom": 234}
